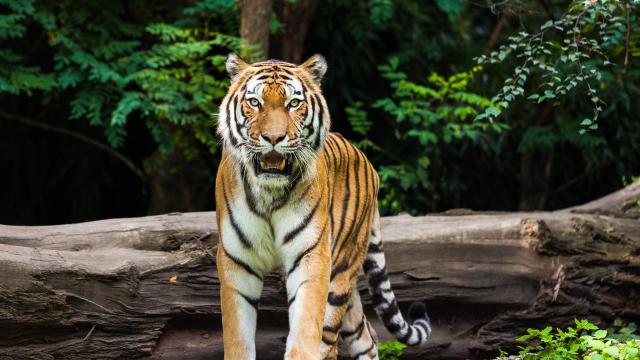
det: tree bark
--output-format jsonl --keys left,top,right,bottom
{"left": 276, "top": 0, "right": 317, "bottom": 63}
{"left": 0, "top": 181, "right": 639, "bottom": 359}
{"left": 518, "top": 102, "right": 555, "bottom": 210}
{"left": 145, "top": 150, "right": 213, "bottom": 215}
{"left": 238, "top": 0, "right": 272, "bottom": 60}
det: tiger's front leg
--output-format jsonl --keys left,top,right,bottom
{"left": 282, "top": 217, "right": 331, "bottom": 360}
{"left": 216, "top": 241, "right": 264, "bottom": 360}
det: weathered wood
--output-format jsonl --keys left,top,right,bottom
{"left": 0, "top": 182, "right": 639, "bottom": 359}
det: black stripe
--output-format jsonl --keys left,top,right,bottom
{"left": 327, "top": 291, "right": 350, "bottom": 306}
{"left": 241, "top": 166, "right": 266, "bottom": 219}
{"left": 287, "top": 279, "right": 307, "bottom": 307}
{"left": 222, "top": 182, "right": 252, "bottom": 249}
{"left": 313, "top": 94, "right": 324, "bottom": 149}
{"left": 233, "top": 94, "right": 240, "bottom": 125}
{"left": 279, "top": 67, "right": 295, "bottom": 76}
{"left": 252, "top": 67, "right": 274, "bottom": 75}
{"left": 335, "top": 150, "right": 361, "bottom": 255}
{"left": 282, "top": 195, "right": 322, "bottom": 244}
{"left": 330, "top": 261, "right": 349, "bottom": 280}
{"left": 415, "top": 324, "right": 424, "bottom": 344}
{"left": 363, "top": 259, "right": 375, "bottom": 273}
{"left": 271, "top": 173, "right": 303, "bottom": 211}
{"left": 353, "top": 343, "right": 375, "bottom": 358}
{"left": 321, "top": 335, "right": 337, "bottom": 346}
{"left": 287, "top": 236, "right": 321, "bottom": 275}
{"left": 301, "top": 106, "right": 309, "bottom": 130}
{"left": 305, "top": 95, "right": 316, "bottom": 137}
{"left": 366, "top": 266, "right": 388, "bottom": 287}
{"left": 363, "top": 152, "right": 371, "bottom": 210}
{"left": 323, "top": 324, "right": 339, "bottom": 334}
{"left": 379, "top": 300, "right": 402, "bottom": 329}
{"left": 324, "top": 136, "right": 339, "bottom": 171}
{"left": 341, "top": 317, "right": 365, "bottom": 338}
{"left": 368, "top": 242, "right": 383, "bottom": 253}
{"left": 254, "top": 60, "right": 286, "bottom": 65}
{"left": 238, "top": 291, "right": 259, "bottom": 310}
{"left": 398, "top": 325, "right": 414, "bottom": 344}
{"left": 226, "top": 94, "right": 238, "bottom": 146}
{"left": 222, "top": 246, "right": 263, "bottom": 280}
{"left": 332, "top": 149, "right": 351, "bottom": 250}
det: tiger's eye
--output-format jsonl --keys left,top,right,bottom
{"left": 289, "top": 99, "right": 300, "bottom": 108}
{"left": 248, "top": 98, "right": 260, "bottom": 107}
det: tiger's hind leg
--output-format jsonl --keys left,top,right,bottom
{"left": 341, "top": 289, "right": 378, "bottom": 359}
{"left": 319, "top": 230, "right": 372, "bottom": 358}
{"left": 318, "top": 275, "right": 357, "bottom": 360}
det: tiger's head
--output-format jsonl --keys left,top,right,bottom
{"left": 217, "top": 54, "right": 330, "bottom": 188}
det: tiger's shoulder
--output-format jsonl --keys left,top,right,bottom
{"left": 320, "top": 132, "right": 379, "bottom": 191}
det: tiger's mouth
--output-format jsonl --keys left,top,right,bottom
{"left": 254, "top": 151, "right": 293, "bottom": 176}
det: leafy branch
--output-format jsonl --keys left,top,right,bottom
{"left": 476, "top": 0, "right": 636, "bottom": 134}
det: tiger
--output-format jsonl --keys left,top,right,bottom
{"left": 215, "top": 53, "right": 432, "bottom": 360}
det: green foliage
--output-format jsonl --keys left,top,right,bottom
{"left": 368, "top": 0, "right": 394, "bottom": 26}
{"left": 499, "top": 319, "right": 640, "bottom": 360}
{"left": 0, "top": 0, "right": 240, "bottom": 164}
{"left": 3, "top": 0, "right": 640, "bottom": 224}
{"left": 377, "top": 340, "right": 407, "bottom": 360}
{"left": 348, "top": 58, "right": 505, "bottom": 214}
{"left": 346, "top": 101, "right": 371, "bottom": 136}
{"left": 476, "top": 0, "right": 639, "bottom": 134}
{"left": 435, "top": 0, "right": 463, "bottom": 22}
{"left": 125, "top": 23, "right": 239, "bottom": 154}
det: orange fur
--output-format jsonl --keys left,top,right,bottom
{"left": 215, "top": 54, "right": 429, "bottom": 360}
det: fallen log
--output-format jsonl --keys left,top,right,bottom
{"left": 0, "top": 182, "right": 638, "bottom": 359}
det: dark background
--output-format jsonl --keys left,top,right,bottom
{"left": 1, "top": 0, "right": 638, "bottom": 225}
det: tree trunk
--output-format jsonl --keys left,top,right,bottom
{"left": 238, "top": 0, "right": 272, "bottom": 60}
{"left": 0, "top": 181, "right": 639, "bottom": 359}
{"left": 145, "top": 150, "right": 213, "bottom": 216}
{"left": 275, "top": 0, "right": 317, "bottom": 63}
{"left": 518, "top": 102, "right": 555, "bottom": 210}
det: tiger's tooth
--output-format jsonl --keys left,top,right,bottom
{"left": 260, "top": 160, "right": 268, "bottom": 169}
{"left": 276, "top": 159, "right": 286, "bottom": 170}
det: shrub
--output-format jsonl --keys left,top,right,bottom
{"left": 498, "top": 319, "right": 640, "bottom": 360}
{"left": 378, "top": 339, "right": 408, "bottom": 360}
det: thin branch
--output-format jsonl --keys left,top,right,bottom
{"left": 484, "top": 6, "right": 511, "bottom": 54}
{"left": 0, "top": 110, "right": 146, "bottom": 182}
{"left": 551, "top": 160, "right": 612, "bottom": 196}
{"left": 625, "top": 2, "right": 631, "bottom": 67}
{"left": 82, "top": 325, "right": 96, "bottom": 342}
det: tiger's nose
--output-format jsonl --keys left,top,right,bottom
{"left": 261, "top": 133, "right": 287, "bottom": 145}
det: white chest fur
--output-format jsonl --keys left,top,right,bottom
{"left": 220, "top": 182, "right": 322, "bottom": 277}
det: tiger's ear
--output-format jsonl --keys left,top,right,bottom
{"left": 226, "top": 53, "right": 248, "bottom": 83}
{"left": 300, "top": 54, "right": 327, "bottom": 84}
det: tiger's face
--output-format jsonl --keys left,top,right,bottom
{"left": 218, "top": 54, "right": 330, "bottom": 188}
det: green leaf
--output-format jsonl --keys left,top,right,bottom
{"left": 435, "top": 0, "right": 464, "bottom": 22}
{"left": 593, "top": 330, "right": 607, "bottom": 339}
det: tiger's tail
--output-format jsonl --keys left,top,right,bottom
{"left": 363, "top": 210, "right": 432, "bottom": 346}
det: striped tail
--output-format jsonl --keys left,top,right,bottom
{"left": 363, "top": 212, "right": 432, "bottom": 346}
